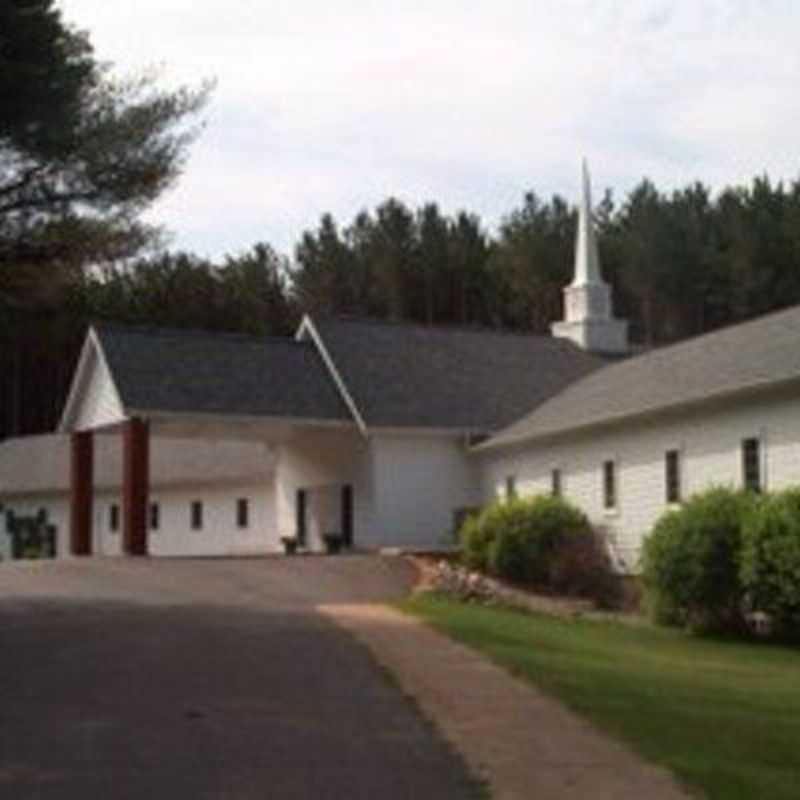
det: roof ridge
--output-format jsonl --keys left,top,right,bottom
{"left": 314, "top": 314, "right": 580, "bottom": 344}
{"left": 93, "top": 322, "right": 307, "bottom": 347}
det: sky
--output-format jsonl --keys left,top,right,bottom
{"left": 60, "top": 0, "right": 800, "bottom": 260}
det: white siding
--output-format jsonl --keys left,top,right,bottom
{"left": 93, "top": 483, "right": 277, "bottom": 557}
{"left": 369, "top": 433, "right": 480, "bottom": 549}
{"left": 479, "top": 390, "right": 800, "bottom": 572}
{"left": 1, "top": 482, "right": 277, "bottom": 560}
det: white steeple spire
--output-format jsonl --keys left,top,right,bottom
{"left": 551, "top": 160, "right": 629, "bottom": 354}
{"left": 572, "top": 158, "right": 603, "bottom": 286}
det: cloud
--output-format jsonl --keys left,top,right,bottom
{"left": 62, "top": 0, "right": 800, "bottom": 258}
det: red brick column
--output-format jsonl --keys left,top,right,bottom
{"left": 69, "top": 431, "right": 94, "bottom": 556}
{"left": 122, "top": 418, "right": 149, "bottom": 557}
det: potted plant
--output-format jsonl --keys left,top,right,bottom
{"left": 280, "top": 535, "right": 298, "bottom": 555}
{"left": 323, "top": 532, "right": 343, "bottom": 554}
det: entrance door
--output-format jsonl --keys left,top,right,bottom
{"left": 341, "top": 485, "right": 353, "bottom": 548}
{"left": 296, "top": 489, "right": 307, "bottom": 546}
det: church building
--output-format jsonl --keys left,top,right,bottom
{"left": 3, "top": 163, "right": 800, "bottom": 571}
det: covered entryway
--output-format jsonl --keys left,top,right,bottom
{"left": 296, "top": 483, "right": 354, "bottom": 551}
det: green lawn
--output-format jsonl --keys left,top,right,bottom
{"left": 401, "top": 595, "right": 800, "bottom": 800}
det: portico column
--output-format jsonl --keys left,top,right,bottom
{"left": 69, "top": 431, "right": 94, "bottom": 556}
{"left": 122, "top": 418, "right": 149, "bottom": 557}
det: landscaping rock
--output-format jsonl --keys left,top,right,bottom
{"left": 415, "top": 558, "right": 596, "bottom": 618}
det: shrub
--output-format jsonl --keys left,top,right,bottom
{"left": 459, "top": 495, "right": 592, "bottom": 586}
{"left": 460, "top": 507, "right": 496, "bottom": 572}
{"left": 641, "top": 487, "right": 755, "bottom": 632}
{"left": 741, "top": 489, "right": 800, "bottom": 636}
{"left": 548, "top": 530, "right": 621, "bottom": 608}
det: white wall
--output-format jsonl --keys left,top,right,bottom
{"left": 1, "top": 481, "right": 277, "bottom": 560}
{"left": 479, "top": 389, "right": 800, "bottom": 572}
{"left": 274, "top": 429, "right": 479, "bottom": 551}
{"left": 369, "top": 433, "right": 480, "bottom": 549}
{"left": 93, "top": 483, "right": 277, "bottom": 557}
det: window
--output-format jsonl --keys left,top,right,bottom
{"left": 237, "top": 498, "right": 249, "bottom": 529}
{"left": 109, "top": 504, "right": 119, "bottom": 533}
{"left": 505, "top": 475, "right": 517, "bottom": 500}
{"left": 742, "top": 438, "right": 762, "bottom": 492}
{"left": 665, "top": 449, "right": 681, "bottom": 504}
{"left": 191, "top": 501, "right": 203, "bottom": 531}
{"left": 149, "top": 503, "right": 160, "bottom": 531}
{"left": 551, "top": 469, "right": 562, "bottom": 497}
{"left": 603, "top": 460, "right": 616, "bottom": 510}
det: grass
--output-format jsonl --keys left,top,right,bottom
{"left": 401, "top": 594, "right": 800, "bottom": 800}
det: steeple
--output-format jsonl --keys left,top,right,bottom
{"left": 551, "top": 161, "right": 628, "bottom": 354}
{"left": 572, "top": 158, "right": 602, "bottom": 286}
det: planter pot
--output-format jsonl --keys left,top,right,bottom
{"left": 323, "top": 533, "right": 343, "bottom": 554}
{"left": 281, "top": 537, "right": 298, "bottom": 555}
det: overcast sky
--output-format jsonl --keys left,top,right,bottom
{"left": 61, "top": 0, "right": 800, "bottom": 260}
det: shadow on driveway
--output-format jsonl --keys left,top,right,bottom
{"left": 0, "top": 558, "right": 480, "bottom": 799}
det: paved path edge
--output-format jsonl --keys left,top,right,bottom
{"left": 318, "top": 603, "right": 691, "bottom": 800}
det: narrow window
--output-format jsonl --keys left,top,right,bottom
{"left": 665, "top": 450, "right": 681, "bottom": 504}
{"left": 505, "top": 475, "right": 517, "bottom": 500}
{"left": 109, "top": 504, "right": 119, "bottom": 533}
{"left": 551, "top": 468, "right": 562, "bottom": 497}
{"left": 191, "top": 501, "right": 203, "bottom": 531}
{"left": 603, "top": 460, "right": 616, "bottom": 510}
{"left": 742, "top": 438, "right": 762, "bottom": 492}
{"left": 149, "top": 503, "right": 160, "bottom": 531}
{"left": 237, "top": 498, "right": 249, "bottom": 529}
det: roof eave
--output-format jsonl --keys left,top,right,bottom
{"left": 477, "top": 374, "right": 800, "bottom": 453}
{"left": 296, "top": 315, "right": 369, "bottom": 437}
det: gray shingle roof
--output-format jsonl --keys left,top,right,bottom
{"left": 485, "top": 303, "right": 800, "bottom": 449}
{"left": 96, "top": 325, "right": 351, "bottom": 421}
{"left": 313, "top": 318, "right": 607, "bottom": 431}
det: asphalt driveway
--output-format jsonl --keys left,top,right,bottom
{"left": 0, "top": 557, "right": 480, "bottom": 799}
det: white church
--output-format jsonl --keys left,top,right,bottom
{"left": 3, "top": 163, "right": 800, "bottom": 572}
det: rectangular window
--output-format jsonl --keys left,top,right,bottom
{"left": 191, "top": 501, "right": 203, "bottom": 531}
{"left": 109, "top": 504, "right": 119, "bottom": 533}
{"left": 551, "top": 468, "right": 562, "bottom": 497}
{"left": 603, "top": 460, "right": 616, "bottom": 510}
{"left": 149, "top": 503, "right": 160, "bottom": 531}
{"left": 505, "top": 475, "right": 517, "bottom": 500}
{"left": 742, "top": 438, "right": 762, "bottom": 492}
{"left": 665, "top": 449, "right": 681, "bottom": 504}
{"left": 237, "top": 498, "right": 249, "bottom": 529}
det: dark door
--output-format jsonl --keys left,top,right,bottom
{"left": 341, "top": 485, "right": 353, "bottom": 548}
{"left": 296, "top": 489, "right": 307, "bottom": 546}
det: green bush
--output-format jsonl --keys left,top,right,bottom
{"left": 641, "top": 487, "right": 755, "bottom": 632}
{"left": 459, "top": 495, "right": 592, "bottom": 586}
{"left": 741, "top": 489, "right": 800, "bottom": 636}
{"left": 460, "top": 508, "right": 496, "bottom": 572}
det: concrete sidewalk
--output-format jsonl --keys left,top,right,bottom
{"left": 319, "top": 603, "right": 689, "bottom": 800}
